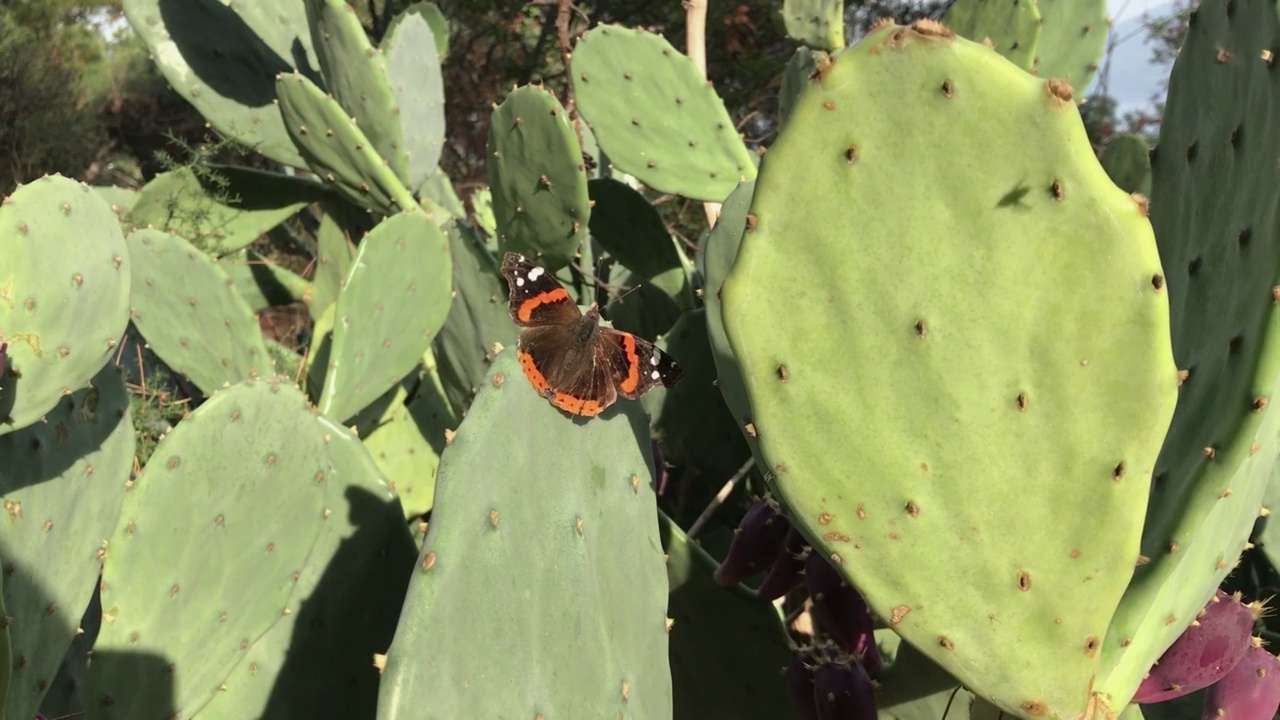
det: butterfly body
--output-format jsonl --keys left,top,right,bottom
{"left": 500, "top": 252, "right": 683, "bottom": 417}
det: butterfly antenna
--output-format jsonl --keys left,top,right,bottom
{"left": 602, "top": 282, "right": 644, "bottom": 314}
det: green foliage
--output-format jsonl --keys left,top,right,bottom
{"left": 721, "top": 22, "right": 1176, "bottom": 717}
{"left": 376, "top": 350, "right": 671, "bottom": 718}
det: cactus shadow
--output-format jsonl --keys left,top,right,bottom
{"left": 0, "top": 387, "right": 130, "bottom": 495}
{"left": 82, "top": 648, "right": 179, "bottom": 718}
{"left": 157, "top": 0, "right": 320, "bottom": 108}
{"left": 258, "top": 484, "right": 416, "bottom": 719}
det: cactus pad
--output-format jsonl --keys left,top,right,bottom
{"left": 782, "top": 0, "right": 845, "bottom": 50}
{"left": 571, "top": 25, "right": 757, "bottom": 203}
{"left": 375, "top": 349, "right": 671, "bottom": 718}
{"left": 587, "top": 178, "right": 693, "bottom": 309}
{"left": 486, "top": 85, "right": 589, "bottom": 271}
{"left": 0, "top": 363, "right": 132, "bottom": 719}
{"left": 1100, "top": 133, "right": 1152, "bottom": 197}
{"left": 384, "top": 10, "right": 446, "bottom": 194}
{"left": 1097, "top": 0, "right": 1280, "bottom": 707}
{"left": 125, "top": 228, "right": 271, "bottom": 395}
{"left": 1031, "top": 0, "right": 1108, "bottom": 91}
{"left": 942, "top": 0, "right": 1042, "bottom": 70}
{"left": 0, "top": 175, "right": 131, "bottom": 434}
{"left": 319, "top": 210, "right": 452, "bottom": 423}
{"left": 720, "top": 22, "right": 1177, "bottom": 718}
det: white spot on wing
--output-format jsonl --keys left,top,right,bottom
{"left": 650, "top": 370, "right": 661, "bottom": 380}
{"left": 528, "top": 266, "right": 545, "bottom": 281}
{"left": 650, "top": 354, "right": 659, "bottom": 365}
{"left": 515, "top": 277, "right": 525, "bottom": 287}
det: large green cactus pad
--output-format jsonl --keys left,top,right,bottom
{"left": 305, "top": 0, "right": 409, "bottom": 185}
{"left": 125, "top": 228, "right": 272, "bottom": 395}
{"left": 318, "top": 210, "right": 451, "bottom": 423}
{"left": 1032, "top": 0, "right": 1108, "bottom": 91}
{"left": 587, "top": 178, "right": 693, "bottom": 309}
{"left": 0, "top": 363, "right": 132, "bottom": 719}
{"left": 0, "top": 175, "right": 131, "bottom": 434}
{"left": 384, "top": 10, "right": 446, "bottom": 194}
{"left": 1100, "top": 133, "right": 1152, "bottom": 197}
{"left": 89, "top": 378, "right": 405, "bottom": 718}
{"left": 276, "top": 71, "right": 417, "bottom": 216}
{"left": 571, "top": 25, "right": 757, "bottom": 203}
{"left": 195, "top": 417, "right": 416, "bottom": 718}
{"left": 720, "top": 22, "right": 1177, "bottom": 718}
{"left": 376, "top": 350, "right": 671, "bottom": 718}
{"left": 783, "top": 0, "right": 845, "bottom": 50}
{"left": 486, "top": 85, "right": 589, "bottom": 272}
{"left": 942, "top": 0, "right": 1042, "bottom": 70}
{"left": 121, "top": 0, "right": 316, "bottom": 167}
{"left": 1097, "top": 0, "right": 1280, "bottom": 708}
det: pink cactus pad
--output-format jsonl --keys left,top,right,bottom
{"left": 1135, "top": 590, "right": 1257, "bottom": 703}
{"left": 1200, "top": 639, "right": 1280, "bottom": 720}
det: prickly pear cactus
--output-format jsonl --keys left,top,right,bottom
{"left": 1096, "top": 0, "right": 1280, "bottom": 708}
{"left": 1031, "top": 0, "right": 1108, "bottom": 91}
{"left": 486, "top": 85, "right": 590, "bottom": 271}
{"left": 783, "top": 0, "right": 844, "bottom": 50}
{"left": 384, "top": 9, "right": 446, "bottom": 194}
{"left": 90, "top": 378, "right": 414, "bottom": 718}
{"left": 0, "top": 175, "right": 131, "bottom": 434}
{"left": 942, "top": 0, "right": 1042, "bottom": 70}
{"left": 587, "top": 178, "right": 693, "bottom": 309}
{"left": 720, "top": 21, "right": 1177, "bottom": 718}
{"left": 125, "top": 228, "right": 272, "bottom": 395}
{"left": 1099, "top": 133, "right": 1152, "bottom": 196}
{"left": 376, "top": 350, "right": 672, "bottom": 718}
{"left": 276, "top": 71, "right": 417, "bottom": 216}
{"left": 120, "top": 0, "right": 316, "bottom": 167}
{"left": 571, "top": 25, "right": 757, "bottom": 203}
{"left": 0, "top": 363, "right": 132, "bottom": 719}
{"left": 318, "top": 210, "right": 451, "bottom": 423}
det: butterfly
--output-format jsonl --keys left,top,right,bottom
{"left": 500, "top": 252, "right": 683, "bottom": 417}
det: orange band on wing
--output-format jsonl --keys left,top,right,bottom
{"left": 553, "top": 392, "right": 605, "bottom": 417}
{"left": 518, "top": 287, "right": 571, "bottom": 323}
{"left": 518, "top": 350, "right": 550, "bottom": 396}
{"left": 617, "top": 333, "right": 641, "bottom": 394}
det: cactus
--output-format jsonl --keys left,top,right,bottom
{"left": 125, "top": 166, "right": 323, "bottom": 256}
{"left": 318, "top": 210, "right": 452, "bottom": 423}
{"left": 661, "top": 512, "right": 798, "bottom": 719}
{"left": 307, "top": 201, "right": 365, "bottom": 321}
{"left": 813, "top": 655, "right": 876, "bottom": 720}
{"left": 430, "top": 222, "right": 518, "bottom": 416}
{"left": 275, "top": 70, "right": 418, "bottom": 216}
{"left": 942, "top": 0, "right": 1042, "bottom": 70}
{"left": 780, "top": 49, "right": 826, "bottom": 130}
{"left": 120, "top": 0, "right": 317, "bottom": 168}
{"left": 486, "top": 84, "right": 590, "bottom": 271}
{"left": 93, "top": 186, "right": 138, "bottom": 216}
{"left": 0, "top": 175, "right": 131, "bottom": 434}
{"left": 1031, "top": 0, "right": 1108, "bottom": 91}
{"left": 571, "top": 25, "right": 758, "bottom": 203}
{"left": 720, "top": 21, "right": 1177, "bottom": 718}
{"left": 587, "top": 178, "right": 694, "bottom": 309}
{"left": 0, "top": 363, "right": 131, "bottom": 719}
{"left": 305, "top": 0, "right": 409, "bottom": 186}
{"left": 1096, "top": 0, "right": 1280, "bottom": 707}
{"left": 714, "top": 495, "right": 790, "bottom": 587}
{"left": 384, "top": 9, "right": 446, "bottom": 195}
{"left": 782, "top": 0, "right": 844, "bottom": 50}
{"left": 218, "top": 251, "right": 310, "bottom": 313}
{"left": 354, "top": 372, "right": 456, "bottom": 518}
{"left": 375, "top": 349, "right": 671, "bottom": 717}
{"left": 125, "top": 228, "right": 272, "bottom": 395}
{"left": 386, "top": 2, "right": 449, "bottom": 61}
{"left": 1100, "top": 133, "right": 1152, "bottom": 196}
{"left": 89, "top": 378, "right": 414, "bottom": 718}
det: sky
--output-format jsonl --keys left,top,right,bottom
{"left": 1089, "top": 0, "right": 1179, "bottom": 113}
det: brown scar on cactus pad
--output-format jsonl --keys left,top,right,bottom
{"left": 1043, "top": 77, "right": 1075, "bottom": 107}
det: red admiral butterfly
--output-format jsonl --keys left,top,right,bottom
{"left": 500, "top": 252, "right": 683, "bottom": 417}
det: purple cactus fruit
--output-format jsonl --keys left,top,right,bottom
{"left": 713, "top": 495, "right": 791, "bottom": 586}
{"left": 1135, "top": 590, "right": 1256, "bottom": 703}
{"left": 805, "top": 551, "right": 882, "bottom": 675}
{"left": 1200, "top": 639, "right": 1280, "bottom": 720}
{"left": 813, "top": 656, "right": 877, "bottom": 720}
{"left": 758, "top": 527, "right": 810, "bottom": 601}
{"left": 788, "top": 646, "right": 822, "bottom": 720}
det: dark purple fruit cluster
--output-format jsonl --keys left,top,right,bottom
{"left": 714, "top": 495, "right": 880, "bottom": 719}
{"left": 1135, "top": 589, "right": 1280, "bottom": 720}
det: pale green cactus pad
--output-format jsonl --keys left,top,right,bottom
{"left": 720, "top": 22, "right": 1177, "bottom": 719}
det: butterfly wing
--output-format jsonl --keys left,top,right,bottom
{"left": 598, "top": 327, "right": 683, "bottom": 400}
{"left": 518, "top": 324, "right": 618, "bottom": 417}
{"left": 500, "top": 252, "right": 582, "bottom": 327}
